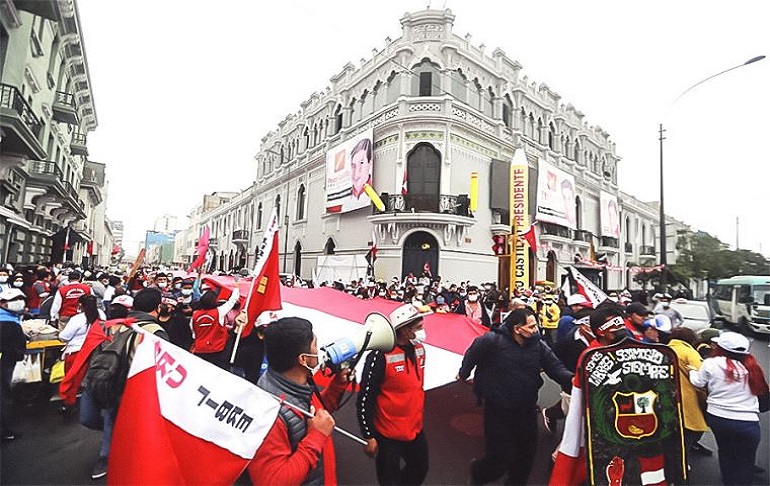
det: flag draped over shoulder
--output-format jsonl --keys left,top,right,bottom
{"left": 242, "top": 208, "right": 282, "bottom": 338}
{"left": 109, "top": 326, "right": 280, "bottom": 485}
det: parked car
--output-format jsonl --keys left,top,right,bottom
{"left": 668, "top": 299, "right": 716, "bottom": 333}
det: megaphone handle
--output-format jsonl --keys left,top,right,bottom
{"left": 348, "top": 330, "right": 373, "bottom": 371}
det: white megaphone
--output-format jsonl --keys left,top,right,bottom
{"left": 320, "top": 312, "right": 396, "bottom": 371}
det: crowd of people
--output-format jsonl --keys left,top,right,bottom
{"left": 1, "top": 261, "right": 768, "bottom": 485}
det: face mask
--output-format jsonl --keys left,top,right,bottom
{"left": 411, "top": 329, "right": 427, "bottom": 344}
{"left": 12, "top": 281, "right": 24, "bottom": 288}
{"left": 181, "top": 288, "right": 193, "bottom": 296}
{"left": 174, "top": 283, "right": 182, "bottom": 290}
{"left": 0, "top": 276, "right": 7, "bottom": 283}
{"left": 6, "top": 300, "right": 25, "bottom": 313}
{"left": 459, "top": 292, "right": 466, "bottom": 297}
{"left": 301, "top": 353, "right": 322, "bottom": 375}
{"left": 378, "top": 291, "right": 386, "bottom": 297}
{"left": 181, "top": 296, "right": 192, "bottom": 305}
{"left": 436, "top": 297, "right": 445, "bottom": 305}
{"left": 157, "top": 282, "right": 168, "bottom": 289}
{"left": 467, "top": 295, "right": 478, "bottom": 302}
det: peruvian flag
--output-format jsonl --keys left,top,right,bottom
{"left": 365, "top": 228, "right": 377, "bottom": 266}
{"left": 519, "top": 223, "right": 538, "bottom": 253}
{"left": 569, "top": 266, "right": 608, "bottom": 308}
{"left": 109, "top": 326, "right": 280, "bottom": 484}
{"left": 242, "top": 208, "right": 282, "bottom": 337}
{"left": 188, "top": 226, "right": 210, "bottom": 273}
{"left": 401, "top": 168, "right": 408, "bottom": 195}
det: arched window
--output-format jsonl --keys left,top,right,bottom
{"left": 334, "top": 104, "right": 343, "bottom": 134}
{"left": 406, "top": 143, "right": 441, "bottom": 212}
{"left": 386, "top": 71, "right": 400, "bottom": 103}
{"left": 537, "top": 118, "right": 544, "bottom": 145}
{"left": 412, "top": 58, "right": 439, "bottom": 97}
{"left": 296, "top": 184, "right": 306, "bottom": 220}
{"left": 450, "top": 69, "right": 467, "bottom": 103}
{"left": 625, "top": 216, "right": 632, "bottom": 244}
{"left": 575, "top": 196, "right": 583, "bottom": 230}
{"left": 574, "top": 139, "right": 581, "bottom": 162}
{"left": 256, "top": 202, "right": 263, "bottom": 229}
{"left": 275, "top": 194, "right": 282, "bottom": 220}
{"left": 548, "top": 122, "right": 556, "bottom": 150}
{"left": 349, "top": 97, "right": 357, "bottom": 125}
{"left": 502, "top": 95, "right": 513, "bottom": 128}
{"left": 483, "top": 87, "right": 494, "bottom": 118}
{"left": 324, "top": 238, "right": 336, "bottom": 255}
{"left": 303, "top": 126, "right": 310, "bottom": 150}
{"left": 280, "top": 146, "right": 284, "bottom": 165}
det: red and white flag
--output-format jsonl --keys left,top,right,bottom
{"left": 243, "top": 208, "right": 282, "bottom": 337}
{"left": 401, "top": 168, "right": 408, "bottom": 195}
{"left": 188, "top": 226, "right": 210, "bottom": 273}
{"left": 519, "top": 223, "right": 538, "bottom": 254}
{"left": 109, "top": 326, "right": 280, "bottom": 485}
{"left": 569, "top": 266, "right": 608, "bottom": 308}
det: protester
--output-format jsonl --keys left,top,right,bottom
{"left": 455, "top": 286, "right": 488, "bottom": 327}
{"left": 50, "top": 270, "right": 93, "bottom": 330}
{"left": 539, "top": 294, "right": 560, "bottom": 346}
{"left": 0, "top": 288, "right": 28, "bottom": 442}
{"left": 357, "top": 304, "right": 429, "bottom": 485}
{"left": 458, "top": 308, "right": 573, "bottom": 485}
{"left": 27, "top": 268, "right": 51, "bottom": 316}
{"left": 688, "top": 332, "right": 769, "bottom": 485}
{"left": 653, "top": 293, "right": 684, "bottom": 327}
{"left": 249, "top": 317, "right": 351, "bottom": 485}
{"left": 623, "top": 302, "right": 651, "bottom": 341}
{"left": 59, "top": 295, "right": 106, "bottom": 374}
{"left": 191, "top": 286, "right": 239, "bottom": 369}
{"left": 0, "top": 267, "right": 12, "bottom": 294}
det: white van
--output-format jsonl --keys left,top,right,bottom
{"left": 712, "top": 276, "right": 770, "bottom": 334}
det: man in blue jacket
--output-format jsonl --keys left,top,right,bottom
{"left": 457, "top": 307, "right": 573, "bottom": 485}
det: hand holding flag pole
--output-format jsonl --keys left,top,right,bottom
{"left": 270, "top": 394, "right": 367, "bottom": 445}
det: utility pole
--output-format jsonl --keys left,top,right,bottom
{"left": 735, "top": 216, "right": 739, "bottom": 250}
{"left": 659, "top": 124, "right": 667, "bottom": 292}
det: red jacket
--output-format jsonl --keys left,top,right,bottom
{"left": 374, "top": 344, "right": 425, "bottom": 441}
{"left": 58, "top": 282, "right": 91, "bottom": 317}
{"left": 248, "top": 377, "right": 347, "bottom": 485}
{"left": 191, "top": 308, "right": 228, "bottom": 353}
{"left": 26, "top": 280, "right": 49, "bottom": 309}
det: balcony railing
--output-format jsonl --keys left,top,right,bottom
{"left": 377, "top": 193, "right": 472, "bottom": 217}
{"left": 573, "top": 229, "right": 593, "bottom": 242}
{"left": 53, "top": 91, "right": 78, "bottom": 125}
{"left": 1, "top": 83, "right": 43, "bottom": 137}
{"left": 539, "top": 222, "right": 572, "bottom": 239}
{"left": 232, "top": 229, "right": 249, "bottom": 242}
{"left": 624, "top": 242, "right": 634, "bottom": 253}
{"left": 601, "top": 237, "right": 619, "bottom": 248}
{"left": 27, "top": 160, "right": 63, "bottom": 180}
{"left": 640, "top": 245, "right": 656, "bottom": 256}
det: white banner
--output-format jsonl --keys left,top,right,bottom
{"left": 535, "top": 160, "right": 576, "bottom": 229}
{"left": 325, "top": 128, "right": 375, "bottom": 214}
{"left": 600, "top": 191, "right": 621, "bottom": 238}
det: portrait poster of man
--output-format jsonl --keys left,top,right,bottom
{"left": 325, "top": 128, "right": 375, "bottom": 214}
{"left": 582, "top": 340, "right": 687, "bottom": 486}
{"left": 600, "top": 191, "right": 621, "bottom": 239}
{"left": 535, "top": 160, "right": 576, "bottom": 229}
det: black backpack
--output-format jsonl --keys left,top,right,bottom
{"left": 82, "top": 321, "right": 161, "bottom": 409}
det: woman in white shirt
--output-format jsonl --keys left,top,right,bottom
{"left": 689, "top": 332, "right": 769, "bottom": 485}
{"left": 58, "top": 295, "right": 106, "bottom": 372}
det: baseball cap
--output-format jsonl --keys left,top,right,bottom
{"left": 111, "top": 295, "right": 134, "bottom": 308}
{"left": 625, "top": 302, "right": 652, "bottom": 317}
{"left": 567, "top": 294, "right": 589, "bottom": 306}
{"left": 643, "top": 315, "right": 672, "bottom": 334}
{"left": 389, "top": 304, "right": 424, "bottom": 330}
{"left": 712, "top": 331, "right": 750, "bottom": 355}
{"left": 0, "top": 288, "right": 26, "bottom": 301}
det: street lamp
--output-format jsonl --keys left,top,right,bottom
{"left": 658, "top": 55, "right": 765, "bottom": 291}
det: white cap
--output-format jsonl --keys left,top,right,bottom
{"left": 567, "top": 294, "right": 589, "bottom": 306}
{"left": 0, "top": 288, "right": 26, "bottom": 301}
{"left": 712, "top": 331, "right": 750, "bottom": 355}
{"left": 110, "top": 295, "right": 134, "bottom": 308}
{"left": 644, "top": 315, "right": 672, "bottom": 334}
{"left": 389, "top": 304, "right": 423, "bottom": 330}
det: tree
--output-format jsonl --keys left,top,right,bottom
{"left": 675, "top": 230, "right": 770, "bottom": 282}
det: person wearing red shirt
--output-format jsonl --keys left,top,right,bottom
{"left": 191, "top": 287, "right": 239, "bottom": 369}
{"left": 357, "top": 304, "right": 429, "bottom": 485}
{"left": 50, "top": 271, "right": 92, "bottom": 330}
{"left": 623, "top": 302, "right": 651, "bottom": 341}
{"left": 248, "top": 317, "right": 349, "bottom": 486}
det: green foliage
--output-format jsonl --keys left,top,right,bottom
{"left": 675, "top": 231, "right": 770, "bottom": 282}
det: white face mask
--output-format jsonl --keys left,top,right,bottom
{"left": 6, "top": 300, "right": 25, "bottom": 313}
{"left": 301, "top": 353, "right": 322, "bottom": 375}
{"left": 467, "top": 294, "right": 478, "bottom": 302}
{"left": 0, "top": 276, "right": 7, "bottom": 283}
{"left": 174, "top": 283, "right": 182, "bottom": 290}
{"left": 181, "top": 288, "right": 193, "bottom": 296}
{"left": 157, "top": 282, "right": 168, "bottom": 289}
{"left": 411, "top": 329, "right": 427, "bottom": 344}
{"left": 12, "top": 281, "right": 24, "bottom": 288}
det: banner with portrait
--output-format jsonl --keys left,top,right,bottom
{"left": 600, "top": 191, "right": 621, "bottom": 238}
{"left": 535, "top": 160, "right": 576, "bottom": 229}
{"left": 325, "top": 128, "right": 374, "bottom": 214}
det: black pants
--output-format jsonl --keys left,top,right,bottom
{"left": 471, "top": 402, "right": 538, "bottom": 486}
{"left": 1, "top": 362, "right": 15, "bottom": 435}
{"left": 375, "top": 430, "right": 429, "bottom": 486}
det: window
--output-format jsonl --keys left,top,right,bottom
{"left": 502, "top": 95, "right": 513, "bottom": 128}
{"left": 419, "top": 72, "right": 432, "bottom": 96}
{"left": 575, "top": 196, "right": 582, "bottom": 230}
{"left": 406, "top": 143, "right": 441, "bottom": 211}
{"left": 412, "top": 59, "right": 439, "bottom": 97}
{"left": 548, "top": 122, "right": 556, "bottom": 150}
{"left": 324, "top": 238, "right": 336, "bottom": 255}
{"left": 275, "top": 194, "right": 281, "bottom": 219}
{"left": 256, "top": 203, "right": 263, "bottom": 229}
{"left": 296, "top": 185, "right": 306, "bottom": 220}
{"left": 386, "top": 71, "right": 400, "bottom": 103}
{"left": 334, "top": 104, "right": 343, "bottom": 134}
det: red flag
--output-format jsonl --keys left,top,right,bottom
{"left": 520, "top": 223, "right": 537, "bottom": 254}
{"left": 109, "top": 327, "right": 280, "bottom": 484}
{"left": 401, "top": 169, "right": 408, "bottom": 195}
{"left": 188, "top": 226, "right": 210, "bottom": 273}
{"left": 242, "top": 209, "right": 282, "bottom": 337}
{"left": 111, "top": 245, "right": 121, "bottom": 255}
{"left": 365, "top": 229, "right": 377, "bottom": 266}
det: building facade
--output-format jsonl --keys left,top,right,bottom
{"left": 1, "top": 0, "right": 108, "bottom": 267}
{"left": 187, "top": 9, "right": 685, "bottom": 291}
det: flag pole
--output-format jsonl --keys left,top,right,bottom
{"left": 268, "top": 392, "right": 367, "bottom": 445}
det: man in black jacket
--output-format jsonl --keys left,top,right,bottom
{"left": 457, "top": 308, "right": 573, "bottom": 485}
{"left": 0, "top": 289, "right": 28, "bottom": 442}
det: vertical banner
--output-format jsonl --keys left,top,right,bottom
{"left": 600, "top": 191, "right": 621, "bottom": 238}
{"left": 510, "top": 149, "right": 529, "bottom": 292}
{"left": 535, "top": 160, "right": 576, "bottom": 229}
{"left": 325, "top": 128, "right": 375, "bottom": 214}
{"left": 582, "top": 340, "right": 687, "bottom": 486}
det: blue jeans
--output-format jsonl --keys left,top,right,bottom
{"left": 706, "top": 413, "right": 761, "bottom": 485}
{"left": 79, "top": 390, "right": 115, "bottom": 458}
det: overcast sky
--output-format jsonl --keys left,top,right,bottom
{"left": 76, "top": 0, "right": 769, "bottom": 257}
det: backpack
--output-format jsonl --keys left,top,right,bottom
{"left": 82, "top": 320, "right": 163, "bottom": 409}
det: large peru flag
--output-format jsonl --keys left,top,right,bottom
{"left": 108, "top": 326, "right": 280, "bottom": 485}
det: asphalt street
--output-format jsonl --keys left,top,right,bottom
{"left": 2, "top": 335, "right": 768, "bottom": 485}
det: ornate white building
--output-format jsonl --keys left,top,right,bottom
{"left": 187, "top": 9, "right": 687, "bottom": 291}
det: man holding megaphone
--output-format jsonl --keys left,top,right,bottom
{"left": 357, "top": 303, "right": 430, "bottom": 485}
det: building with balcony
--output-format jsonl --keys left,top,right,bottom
{"left": 185, "top": 8, "right": 693, "bottom": 290}
{"left": 0, "top": 0, "right": 102, "bottom": 265}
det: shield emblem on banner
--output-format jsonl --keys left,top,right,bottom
{"left": 613, "top": 390, "right": 658, "bottom": 439}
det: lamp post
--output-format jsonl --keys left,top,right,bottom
{"left": 658, "top": 55, "right": 765, "bottom": 291}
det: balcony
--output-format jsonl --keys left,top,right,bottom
{"left": 624, "top": 242, "right": 634, "bottom": 254}
{"left": 26, "top": 160, "right": 63, "bottom": 186}
{"left": 640, "top": 245, "right": 656, "bottom": 257}
{"left": 600, "top": 237, "right": 619, "bottom": 249}
{"left": 375, "top": 193, "right": 472, "bottom": 217}
{"left": 232, "top": 229, "right": 249, "bottom": 244}
{"left": 14, "top": 0, "right": 61, "bottom": 21}
{"left": 573, "top": 229, "right": 593, "bottom": 243}
{"left": 70, "top": 131, "right": 88, "bottom": 156}
{"left": 52, "top": 91, "right": 78, "bottom": 125}
{"left": 0, "top": 84, "right": 45, "bottom": 159}
{"left": 539, "top": 222, "right": 572, "bottom": 240}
